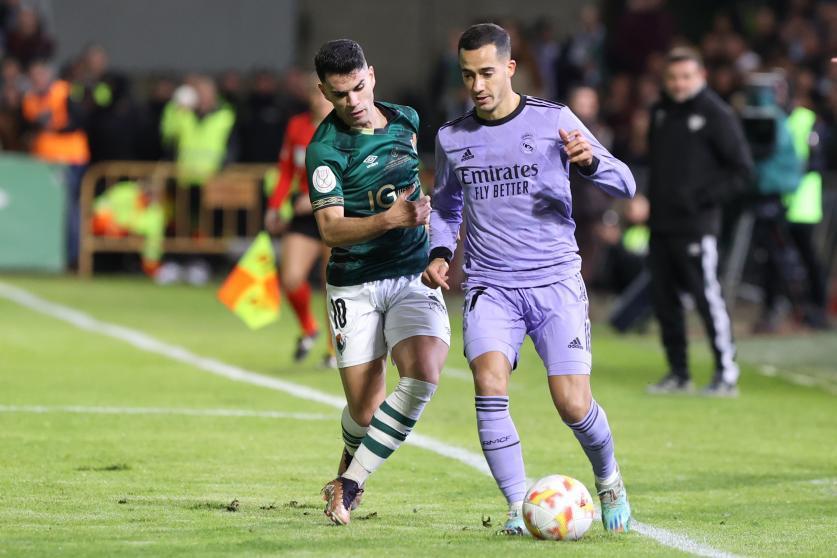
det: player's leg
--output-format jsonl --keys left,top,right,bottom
{"left": 320, "top": 281, "right": 387, "bottom": 525}
{"left": 464, "top": 286, "right": 528, "bottom": 535}
{"left": 680, "top": 235, "right": 738, "bottom": 396}
{"left": 471, "top": 351, "right": 530, "bottom": 534}
{"left": 547, "top": 375, "right": 630, "bottom": 532}
{"left": 322, "top": 356, "right": 387, "bottom": 524}
{"left": 528, "top": 275, "right": 630, "bottom": 532}
{"left": 648, "top": 234, "right": 692, "bottom": 392}
{"left": 547, "top": 375, "right": 615, "bottom": 482}
{"left": 280, "top": 231, "right": 322, "bottom": 361}
{"left": 340, "top": 275, "right": 450, "bottom": 492}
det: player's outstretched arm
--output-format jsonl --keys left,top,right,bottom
{"left": 313, "top": 185, "right": 429, "bottom": 248}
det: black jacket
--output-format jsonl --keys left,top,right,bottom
{"left": 648, "top": 87, "right": 754, "bottom": 236}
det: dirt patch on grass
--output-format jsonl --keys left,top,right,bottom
{"left": 283, "top": 500, "right": 320, "bottom": 510}
{"left": 76, "top": 463, "right": 131, "bottom": 472}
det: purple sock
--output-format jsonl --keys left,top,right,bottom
{"left": 566, "top": 400, "right": 617, "bottom": 480}
{"left": 476, "top": 396, "right": 527, "bottom": 504}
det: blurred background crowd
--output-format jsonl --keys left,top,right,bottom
{"left": 3, "top": 0, "right": 836, "bottom": 165}
{"left": 0, "top": 0, "right": 835, "bottom": 332}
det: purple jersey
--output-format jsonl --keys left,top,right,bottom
{"left": 430, "top": 96, "right": 636, "bottom": 287}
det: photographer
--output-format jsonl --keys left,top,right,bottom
{"left": 746, "top": 75, "right": 829, "bottom": 332}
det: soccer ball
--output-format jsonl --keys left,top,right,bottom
{"left": 522, "top": 474, "right": 596, "bottom": 540}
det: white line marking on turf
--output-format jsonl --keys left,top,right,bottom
{"left": 807, "top": 478, "right": 837, "bottom": 486}
{"left": 0, "top": 282, "right": 745, "bottom": 558}
{"left": 756, "top": 365, "right": 837, "bottom": 395}
{"left": 444, "top": 367, "right": 472, "bottom": 381}
{"left": 446, "top": 367, "right": 520, "bottom": 392}
{"left": 0, "top": 404, "right": 334, "bottom": 421}
{"left": 631, "top": 523, "right": 744, "bottom": 558}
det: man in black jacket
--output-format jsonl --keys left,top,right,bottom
{"left": 646, "top": 48, "right": 753, "bottom": 397}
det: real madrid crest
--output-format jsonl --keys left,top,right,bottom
{"left": 520, "top": 133, "right": 536, "bottom": 154}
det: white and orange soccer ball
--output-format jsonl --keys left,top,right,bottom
{"left": 522, "top": 474, "right": 596, "bottom": 540}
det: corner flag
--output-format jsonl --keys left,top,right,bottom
{"left": 217, "top": 232, "right": 280, "bottom": 329}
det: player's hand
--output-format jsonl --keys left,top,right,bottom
{"left": 386, "top": 184, "right": 431, "bottom": 228}
{"left": 422, "top": 258, "right": 450, "bottom": 290}
{"left": 559, "top": 128, "right": 594, "bottom": 168}
{"left": 264, "top": 209, "right": 287, "bottom": 235}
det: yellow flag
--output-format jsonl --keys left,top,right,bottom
{"left": 217, "top": 232, "right": 280, "bottom": 329}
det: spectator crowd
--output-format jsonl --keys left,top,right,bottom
{"left": 0, "top": 0, "right": 834, "bottom": 329}
{"left": 2, "top": 1, "right": 836, "bottom": 169}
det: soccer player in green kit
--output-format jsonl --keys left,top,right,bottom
{"left": 307, "top": 39, "right": 451, "bottom": 526}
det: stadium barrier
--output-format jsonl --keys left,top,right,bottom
{"left": 0, "top": 154, "right": 67, "bottom": 272}
{"left": 78, "top": 161, "right": 271, "bottom": 277}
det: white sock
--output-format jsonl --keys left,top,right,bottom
{"left": 340, "top": 405, "right": 368, "bottom": 457}
{"left": 508, "top": 500, "right": 523, "bottom": 517}
{"left": 343, "top": 378, "right": 437, "bottom": 485}
{"left": 596, "top": 467, "right": 620, "bottom": 487}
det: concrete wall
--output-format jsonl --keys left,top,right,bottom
{"left": 50, "top": 0, "right": 586, "bottom": 95}
{"left": 297, "top": 0, "right": 589, "bottom": 98}
{"left": 52, "top": 0, "right": 297, "bottom": 73}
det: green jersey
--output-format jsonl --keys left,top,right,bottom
{"left": 306, "top": 101, "right": 428, "bottom": 286}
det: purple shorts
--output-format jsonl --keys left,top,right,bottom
{"left": 463, "top": 273, "right": 592, "bottom": 375}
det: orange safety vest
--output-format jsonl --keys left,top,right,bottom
{"left": 22, "top": 80, "right": 90, "bottom": 165}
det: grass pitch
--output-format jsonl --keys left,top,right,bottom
{"left": 0, "top": 275, "right": 835, "bottom": 557}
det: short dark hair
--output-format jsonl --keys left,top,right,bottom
{"left": 314, "top": 39, "right": 367, "bottom": 81}
{"left": 665, "top": 46, "right": 704, "bottom": 68}
{"left": 458, "top": 23, "right": 511, "bottom": 59}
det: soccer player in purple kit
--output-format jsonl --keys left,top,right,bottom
{"left": 423, "top": 23, "right": 635, "bottom": 535}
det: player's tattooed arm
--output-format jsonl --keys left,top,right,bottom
{"left": 313, "top": 184, "right": 430, "bottom": 247}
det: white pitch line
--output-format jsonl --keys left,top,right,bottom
{"left": 0, "top": 404, "right": 334, "bottom": 421}
{"left": 444, "top": 367, "right": 472, "bottom": 381}
{"left": 756, "top": 366, "right": 837, "bottom": 395}
{"left": 631, "top": 523, "right": 744, "bottom": 558}
{"left": 445, "top": 366, "right": 520, "bottom": 392}
{"left": 0, "top": 281, "right": 744, "bottom": 558}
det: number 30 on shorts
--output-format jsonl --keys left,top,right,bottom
{"left": 330, "top": 298, "right": 347, "bottom": 328}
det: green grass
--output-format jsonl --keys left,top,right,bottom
{"left": 1, "top": 274, "right": 835, "bottom": 557}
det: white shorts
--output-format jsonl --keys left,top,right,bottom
{"left": 326, "top": 273, "right": 451, "bottom": 368}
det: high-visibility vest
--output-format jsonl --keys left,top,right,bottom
{"left": 622, "top": 225, "right": 650, "bottom": 255}
{"left": 22, "top": 80, "right": 90, "bottom": 165}
{"left": 160, "top": 100, "right": 189, "bottom": 149}
{"left": 784, "top": 107, "right": 822, "bottom": 224}
{"left": 173, "top": 104, "right": 235, "bottom": 187}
